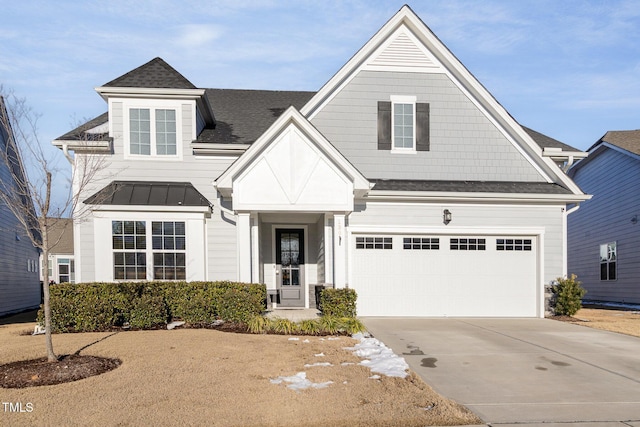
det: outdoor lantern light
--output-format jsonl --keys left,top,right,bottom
{"left": 443, "top": 209, "right": 452, "bottom": 225}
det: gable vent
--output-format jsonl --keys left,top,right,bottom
{"left": 368, "top": 32, "right": 438, "bottom": 69}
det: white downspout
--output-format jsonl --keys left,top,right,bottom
{"left": 562, "top": 204, "right": 581, "bottom": 276}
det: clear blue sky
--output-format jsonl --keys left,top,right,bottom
{"left": 2, "top": 1, "right": 639, "bottom": 173}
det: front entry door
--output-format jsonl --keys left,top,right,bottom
{"left": 276, "top": 229, "right": 305, "bottom": 307}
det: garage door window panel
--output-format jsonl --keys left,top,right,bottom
{"left": 450, "top": 238, "right": 486, "bottom": 251}
{"left": 355, "top": 236, "right": 392, "bottom": 249}
{"left": 497, "top": 238, "right": 532, "bottom": 251}
{"left": 403, "top": 237, "right": 439, "bottom": 250}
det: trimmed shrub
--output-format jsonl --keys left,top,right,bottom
{"left": 319, "top": 288, "right": 357, "bottom": 318}
{"left": 217, "top": 282, "right": 266, "bottom": 324}
{"left": 128, "top": 293, "right": 168, "bottom": 329}
{"left": 551, "top": 274, "right": 587, "bottom": 316}
{"left": 38, "top": 280, "right": 267, "bottom": 332}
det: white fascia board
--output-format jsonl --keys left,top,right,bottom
{"left": 95, "top": 86, "right": 206, "bottom": 101}
{"left": 52, "top": 139, "right": 112, "bottom": 153}
{"left": 90, "top": 205, "right": 210, "bottom": 214}
{"left": 364, "top": 190, "right": 591, "bottom": 204}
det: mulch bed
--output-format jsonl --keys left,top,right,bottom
{"left": 0, "top": 355, "right": 121, "bottom": 389}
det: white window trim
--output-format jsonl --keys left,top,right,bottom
{"left": 390, "top": 95, "right": 417, "bottom": 153}
{"left": 93, "top": 211, "right": 206, "bottom": 282}
{"left": 121, "top": 98, "right": 184, "bottom": 161}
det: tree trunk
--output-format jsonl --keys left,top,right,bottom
{"left": 41, "top": 221, "right": 56, "bottom": 362}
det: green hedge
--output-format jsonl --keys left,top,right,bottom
{"left": 319, "top": 288, "right": 357, "bottom": 318}
{"left": 37, "top": 281, "right": 266, "bottom": 332}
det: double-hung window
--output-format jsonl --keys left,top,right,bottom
{"left": 128, "top": 107, "right": 177, "bottom": 157}
{"left": 393, "top": 100, "right": 414, "bottom": 150}
{"left": 599, "top": 242, "right": 616, "bottom": 281}
{"left": 378, "top": 96, "right": 430, "bottom": 152}
{"left": 152, "top": 221, "right": 186, "bottom": 280}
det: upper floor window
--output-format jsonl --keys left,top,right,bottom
{"left": 378, "top": 96, "right": 430, "bottom": 152}
{"left": 393, "top": 101, "right": 414, "bottom": 150}
{"left": 600, "top": 242, "right": 616, "bottom": 281}
{"left": 129, "top": 108, "right": 176, "bottom": 156}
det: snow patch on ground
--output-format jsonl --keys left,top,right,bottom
{"left": 345, "top": 332, "right": 409, "bottom": 378}
{"left": 270, "top": 372, "right": 333, "bottom": 391}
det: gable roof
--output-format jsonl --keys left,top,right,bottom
{"left": 215, "top": 106, "right": 371, "bottom": 200}
{"left": 103, "top": 57, "right": 196, "bottom": 89}
{"left": 299, "top": 5, "right": 585, "bottom": 197}
{"left": 568, "top": 129, "right": 640, "bottom": 177}
{"left": 592, "top": 130, "right": 640, "bottom": 156}
{"left": 522, "top": 126, "right": 577, "bottom": 152}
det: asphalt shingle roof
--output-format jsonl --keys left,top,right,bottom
{"left": 370, "top": 179, "right": 573, "bottom": 194}
{"left": 197, "top": 89, "right": 315, "bottom": 145}
{"left": 597, "top": 130, "right": 640, "bottom": 156}
{"left": 102, "top": 57, "right": 196, "bottom": 89}
{"left": 522, "top": 126, "right": 579, "bottom": 151}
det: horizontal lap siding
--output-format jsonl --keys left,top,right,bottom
{"left": 311, "top": 71, "right": 544, "bottom": 182}
{"left": 568, "top": 149, "right": 640, "bottom": 304}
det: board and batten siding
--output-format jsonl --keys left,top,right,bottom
{"left": 311, "top": 70, "right": 545, "bottom": 182}
{"left": 348, "top": 201, "right": 565, "bottom": 285}
{"left": 568, "top": 148, "right": 640, "bottom": 304}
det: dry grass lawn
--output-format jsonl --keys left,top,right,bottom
{"left": 567, "top": 307, "right": 640, "bottom": 338}
{"left": 0, "top": 319, "right": 480, "bottom": 427}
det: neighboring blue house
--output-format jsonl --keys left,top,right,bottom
{"left": 568, "top": 130, "right": 640, "bottom": 305}
{"left": 0, "top": 96, "right": 42, "bottom": 316}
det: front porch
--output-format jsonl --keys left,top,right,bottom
{"left": 237, "top": 212, "right": 347, "bottom": 309}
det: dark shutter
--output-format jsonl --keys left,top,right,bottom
{"left": 416, "top": 102, "right": 430, "bottom": 151}
{"left": 377, "top": 101, "right": 391, "bottom": 150}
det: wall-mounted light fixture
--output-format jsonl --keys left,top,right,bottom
{"left": 632, "top": 215, "right": 638, "bottom": 225}
{"left": 443, "top": 209, "right": 452, "bottom": 225}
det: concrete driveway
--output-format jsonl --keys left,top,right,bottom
{"left": 363, "top": 318, "right": 640, "bottom": 426}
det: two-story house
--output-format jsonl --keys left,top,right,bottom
{"left": 0, "top": 96, "right": 42, "bottom": 316}
{"left": 54, "top": 6, "right": 588, "bottom": 317}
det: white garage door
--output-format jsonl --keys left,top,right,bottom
{"left": 351, "top": 234, "right": 538, "bottom": 317}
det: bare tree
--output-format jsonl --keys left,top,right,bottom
{"left": 0, "top": 86, "right": 110, "bottom": 362}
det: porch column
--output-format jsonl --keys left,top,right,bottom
{"left": 324, "top": 214, "right": 334, "bottom": 285}
{"left": 237, "top": 212, "right": 252, "bottom": 283}
{"left": 250, "top": 213, "right": 259, "bottom": 283}
{"left": 333, "top": 213, "right": 346, "bottom": 287}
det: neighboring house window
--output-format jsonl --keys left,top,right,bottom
{"left": 403, "top": 237, "right": 439, "bottom": 250}
{"left": 450, "top": 238, "right": 486, "bottom": 251}
{"left": 600, "top": 242, "right": 616, "bottom": 281}
{"left": 377, "top": 97, "right": 429, "bottom": 152}
{"left": 497, "top": 238, "right": 532, "bottom": 251}
{"left": 57, "top": 258, "right": 75, "bottom": 283}
{"left": 112, "top": 220, "right": 147, "bottom": 280}
{"left": 356, "top": 236, "right": 392, "bottom": 249}
{"left": 152, "top": 221, "right": 186, "bottom": 280}
{"left": 129, "top": 108, "right": 177, "bottom": 156}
